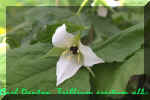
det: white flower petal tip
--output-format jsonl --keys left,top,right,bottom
{"left": 56, "top": 54, "right": 82, "bottom": 86}
{"left": 91, "top": 2, "right": 95, "bottom": 7}
{"left": 105, "top": 0, "right": 121, "bottom": 7}
{"left": 52, "top": 24, "right": 73, "bottom": 48}
{"left": 0, "top": 43, "right": 6, "bottom": 48}
{"left": 79, "top": 42, "right": 104, "bottom": 67}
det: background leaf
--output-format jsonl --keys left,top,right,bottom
{"left": 43, "top": 47, "right": 65, "bottom": 57}
{"left": 92, "top": 23, "right": 144, "bottom": 62}
{"left": 6, "top": 43, "right": 90, "bottom": 93}
{"left": 92, "top": 49, "right": 144, "bottom": 98}
{"left": 2, "top": 5, "right": 146, "bottom": 100}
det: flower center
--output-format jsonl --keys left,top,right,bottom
{"left": 70, "top": 46, "right": 79, "bottom": 55}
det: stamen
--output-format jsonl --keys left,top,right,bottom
{"left": 67, "top": 53, "right": 72, "bottom": 61}
{"left": 77, "top": 50, "right": 79, "bottom": 53}
{"left": 62, "top": 50, "right": 68, "bottom": 56}
{"left": 72, "top": 44, "right": 76, "bottom": 47}
{"left": 77, "top": 54, "right": 80, "bottom": 64}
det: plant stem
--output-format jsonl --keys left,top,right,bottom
{"left": 76, "top": 0, "right": 88, "bottom": 15}
{"left": 86, "top": 67, "right": 95, "bottom": 78}
{"left": 91, "top": 0, "right": 98, "bottom": 6}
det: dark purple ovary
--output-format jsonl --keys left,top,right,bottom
{"left": 70, "top": 46, "right": 78, "bottom": 55}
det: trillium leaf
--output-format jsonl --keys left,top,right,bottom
{"left": 6, "top": 7, "right": 87, "bottom": 48}
{"left": 36, "top": 24, "right": 61, "bottom": 44}
{"left": 65, "top": 22, "right": 85, "bottom": 33}
{"left": 92, "top": 49, "right": 144, "bottom": 98}
{"left": 42, "top": 47, "right": 65, "bottom": 57}
{"left": 6, "top": 43, "right": 90, "bottom": 93}
{"left": 93, "top": 23, "right": 144, "bottom": 62}
{"left": 67, "top": 14, "right": 91, "bottom": 37}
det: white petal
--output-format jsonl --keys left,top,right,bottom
{"left": 52, "top": 24, "right": 74, "bottom": 48}
{"left": 56, "top": 52, "right": 82, "bottom": 86}
{"left": 97, "top": 6, "right": 108, "bottom": 17}
{"left": 105, "top": 0, "right": 121, "bottom": 7}
{"left": 79, "top": 42, "right": 104, "bottom": 67}
{"left": 0, "top": 43, "right": 6, "bottom": 48}
{"left": 91, "top": 2, "right": 95, "bottom": 7}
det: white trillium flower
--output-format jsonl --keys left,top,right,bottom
{"left": 52, "top": 24, "right": 104, "bottom": 86}
{"left": 92, "top": 0, "right": 122, "bottom": 17}
{"left": 105, "top": 0, "right": 121, "bottom": 7}
{"left": 91, "top": 0, "right": 122, "bottom": 7}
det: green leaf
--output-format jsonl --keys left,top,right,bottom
{"left": 36, "top": 24, "right": 61, "bottom": 43}
{"left": 123, "top": 0, "right": 149, "bottom": 6}
{"left": 92, "top": 49, "right": 144, "bottom": 97}
{"left": 7, "top": 27, "right": 30, "bottom": 49}
{"left": 42, "top": 47, "right": 65, "bottom": 57}
{"left": 85, "top": 14, "right": 120, "bottom": 44}
{"left": 6, "top": 43, "right": 90, "bottom": 93}
{"left": 93, "top": 23, "right": 144, "bottom": 62}
{"left": 112, "top": 7, "right": 144, "bottom": 30}
{"left": 65, "top": 22, "right": 85, "bottom": 33}
{"left": 145, "top": 47, "right": 150, "bottom": 75}
{"left": 67, "top": 14, "right": 91, "bottom": 37}
{"left": 93, "top": 0, "right": 149, "bottom": 6}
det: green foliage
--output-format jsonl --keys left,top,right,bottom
{"left": 43, "top": 47, "right": 65, "bottom": 57}
{"left": 93, "top": 23, "right": 144, "bottom": 62}
{"left": 112, "top": 7, "right": 144, "bottom": 29}
{"left": 35, "top": 24, "right": 61, "bottom": 43}
{"left": 0, "top": 6, "right": 145, "bottom": 100}
{"left": 6, "top": 7, "right": 89, "bottom": 48}
{"left": 92, "top": 49, "right": 144, "bottom": 98}
{"left": 6, "top": 43, "right": 90, "bottom": 92}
